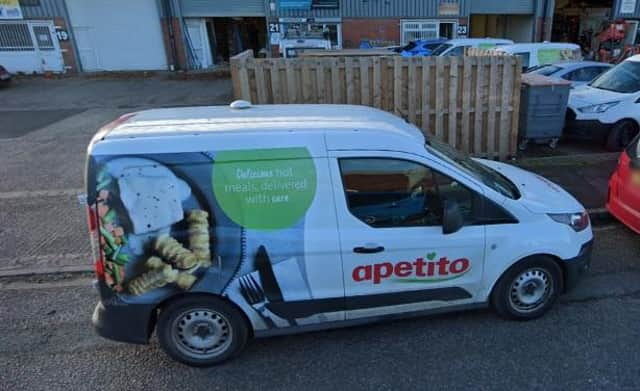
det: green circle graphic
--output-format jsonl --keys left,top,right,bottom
{"left": 212, "top": 148, "right": 317, "bottom": 230}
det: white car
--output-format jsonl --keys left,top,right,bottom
{"left": 527, "top": 61, "right": 612, "bottom": 87}
{"left": 566, "top": 55, "right": 640, "bottom": 150}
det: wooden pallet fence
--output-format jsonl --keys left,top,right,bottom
{"left": 231, "top": 50, "right": 522, "bottom": 159}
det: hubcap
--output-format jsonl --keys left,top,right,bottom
{"left": 508, "top": 268, "right": 553, "bottom": 313}
{"left": 172, "top": 308, "right": 232, "bottom": 359}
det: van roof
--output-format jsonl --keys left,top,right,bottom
{"left": 495, "top": 42, "right": 580, "bottom": 52}
{"left": 101, "top": 104, "right": 424, "bottom": 142}
{"left": 444, "top": 38, "right": 513, "bottom": 45}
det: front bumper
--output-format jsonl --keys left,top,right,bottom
{"left": 563, "top": 238, "right": 593, "bottom": 291}
{"left": 564, "top": 110, "right": 612, "bottom": 140}
{"left": 92, "top": 298, "right": 156, "bottom": 345}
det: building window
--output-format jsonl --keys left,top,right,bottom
{"left": 19, "top": 0, "right": 41, "bottom": 6}
{"left": 312, "top": 0, "right": 338, "bottom": 8}
{"left": 281, "top": 22, "right": 342, "bottom": 49}
{"left": 400, "top": 20, "right": 457, "bottom": 45}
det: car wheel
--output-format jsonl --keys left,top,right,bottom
{"left": 491, "top": 256, "right": 563, "bottom": 320}
{"left": 606, "top": 120, "right": 638, "bottom": 151}
{"left": 157, "top": 295, "right": 249, "bottom": 367}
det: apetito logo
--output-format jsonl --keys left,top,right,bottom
{"left": 352, "top": 254, "right": 471, "bottom": 284}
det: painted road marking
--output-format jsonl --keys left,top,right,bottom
{"left": 0, "top": 188, "right": 84, "bottom": 200}
{"left": 592, "top": 224, "right": 624, "bottom": 232}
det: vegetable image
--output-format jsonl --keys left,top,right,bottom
{"left": 128, "top": 264, "right": 179, "bottom": 295}
{"left": 94, "top": 171, "right": 130, "bottom": 292}
{"left": 94, "top": 156, "right": 215, "bottom": 296}
{"left": 187, "top": 209, "right": 212, "bottom": 267}
{"left": 127, "top": 256, "right": 197, "bottom": 295}
{"left": 154, "top": 234, "right": 198, "bottom": 269}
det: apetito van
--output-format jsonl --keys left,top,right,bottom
{"left": 86, "top": 103, "right": 593, "bottom": 366}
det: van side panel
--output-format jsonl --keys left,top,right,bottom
{"left": 89, "top": 145, "right": 345, "bottom": 341}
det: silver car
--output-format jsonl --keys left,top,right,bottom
{"left": 526, "top": 61, "right": 613, "bottom": 87}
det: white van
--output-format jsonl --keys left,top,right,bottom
{"left": 566, "top": 55, "right": 640, "bottom": 150}
{"left": 495, "top": 43, "right": 583, "bottom": 71}
{"left": 279, "top": 32, "right": 332, "bottom": 58}
{"left": 87, "top": 103, "right": 592, "bottom": 366}
{"left": 431, "top": 38, "right": 514, "bottom": 56}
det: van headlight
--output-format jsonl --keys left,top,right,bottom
{"left": 577, "top": 101, "right": 620, "bottom": 113}
{"left": 548, "top": 211, "right": 590, "bottom": 232}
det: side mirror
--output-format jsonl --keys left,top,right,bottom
{"left": 442, "top": 200, "right": 464, "bottom": 235}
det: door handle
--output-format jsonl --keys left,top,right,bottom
{"left": 353, "top": 245, "right": 385, "bottom": 254}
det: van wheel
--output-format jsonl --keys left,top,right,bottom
{"left": 157, "top": 295, "right": 249, "bottom": 367}
{"left": 491, "top": 257, "right": 563, "bottom": 320}
{"left": 606, "top": 120, "right": 638, "bottom": 151}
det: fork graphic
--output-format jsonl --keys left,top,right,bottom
{"left": 238, "top": 274, "right": 277, "bottom": 328}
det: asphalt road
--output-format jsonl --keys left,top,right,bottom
{"left": 1, "top": 223, "right": 639, "bottom": 391}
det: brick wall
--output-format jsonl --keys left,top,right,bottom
{"left": 52, "top": 17, "right": 78, "bottom": 73}
{"left": 342, "top": 18, "right": 400, "bottom": 48}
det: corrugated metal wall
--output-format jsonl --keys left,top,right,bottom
{"left": 470, "top": 0, "right": 534, "bottom": 15}
{"left": 180, "top": 0, "right": 265, "bottom": 17}
{"left": 614, "top": 0, "right": 640, "bottom": 18}
{"left": 271, "top": 6, "right": 341, "bottom": 18}
{"left": 269, "top": 1, "right": 340, "bottom": 18}
{"left": 267, "top": 0, "right": 468, "bottom": 18}
{"left": 341, "top": 0, "right": 468, "bottom": 18}
{"left": 19, "top": 0, "right": 66, "bottom": 18}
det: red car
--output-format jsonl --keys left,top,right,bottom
{"left": 607, "top": 134, "right": 640, "bottom": 233}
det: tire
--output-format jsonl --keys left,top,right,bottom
{"left": 157, "top": 295, "right": 250, "bottom": 367}
{"left": 518, "top": 138, "right": 529, "bottom": 151}
{"left": 606, "top": 120, "right": 638, "bottom": 152}
{"left": 491, "top": 256, "right": 563, "bottom": 320}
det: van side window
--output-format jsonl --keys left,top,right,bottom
{"left": 446, "top": 45, "right": 466, "bottom": 56}
{"left": 564, "top": 67, "right": 606, "bottom": 82}
{"left": 432, "top": 170, "right": 474, "bottom": 222}
{"left": 338, "top": 158, "right": 475, "bottom": 228}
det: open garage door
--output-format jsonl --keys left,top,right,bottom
{"left": 66, "top": 0, "right": 167, "bottom": 71}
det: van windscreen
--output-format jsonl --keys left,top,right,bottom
{"left": 590, "top": 61, "right": 640, "bottom": 93}
{"left": 527, "top": 64, "right": 561, "bottom": 76}
{"left": 425, "top": 139, "right": 520, "bottom": 199}
{"left": 432, "top": 43, "right": 452, "bottom": 56}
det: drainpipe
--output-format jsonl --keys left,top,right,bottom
{"left": 162, "top": 0, "right": 180, "bottom": 71}
{"left": 60, "top": 0, "right": 83, "bottom": 72}
{"left": 541, "top": 0, "right": 551, "bottom": 42}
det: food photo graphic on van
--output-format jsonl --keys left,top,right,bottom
{"left": 88, "top": 147, "right": 336, "bottom": 330}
